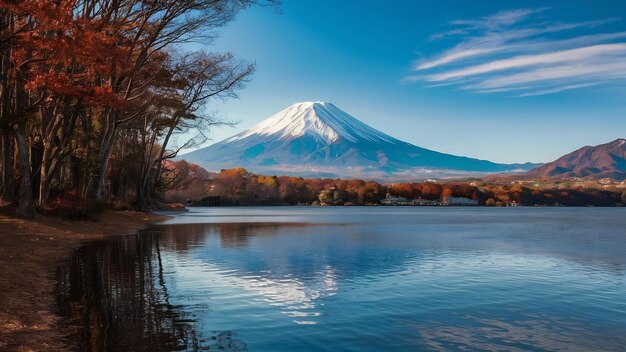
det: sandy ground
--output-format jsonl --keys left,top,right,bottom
{"left": 0, "top": 210, "right": 169, "bottom": 352}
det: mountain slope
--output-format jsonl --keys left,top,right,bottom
{"left": 182, "top": 102, "right": 536, "bottom": 179}
{"left": 526, "top": 138, "right": 626, "bottom": 180}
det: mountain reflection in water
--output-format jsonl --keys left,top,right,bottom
{"left": 57, "top": 207, "right": 626, "bottom": 352}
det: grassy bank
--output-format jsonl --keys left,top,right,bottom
{"left": 0, "top": 210, "right": 169, "bottom": 352}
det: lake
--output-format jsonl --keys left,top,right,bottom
{"left": 57, "top": 207, "right": 626, "bottom": 351}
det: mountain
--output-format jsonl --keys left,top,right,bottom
{"left": 182, "top": 102, "right": 536, "bottom": 179}
{"left": 526, "top": 138, "right": 626, "bottom": 180}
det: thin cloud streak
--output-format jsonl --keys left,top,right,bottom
{"left": 417, "top": 18, "right": 621, "bottom": 70}
{"left": 477, "top": 61, "right": 626, "bottom": 89}
{"left": 410, "top": 8, "right": 626, "bottom": 96}
{"left": 449, "top": 8, "right": 548, "bottom": 31}
{"left": 426, "top": 43, "right": 626, "bottom": 82}
{"left": 516, "top": 82, "right": 602, "bottom": 97}
{"left": 416, "top": 48, "right": 495, "bottom": 70}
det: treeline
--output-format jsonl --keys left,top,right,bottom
{"left": 479, "top": 183, "right": 624, "bottom": 207}
{"left": 166, "top": 164, "right": 388, "bottom": 205}
{"left": 0, "top": 0, "right": 269, "bottom": 218}
{"left": 165, "top": 163, "right": 626, "bottom": 206}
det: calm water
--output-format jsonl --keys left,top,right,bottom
{"left": 57, "top": 207, "right": 626, "bottom": 351}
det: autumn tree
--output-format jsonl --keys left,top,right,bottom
{"left": 82, "top": 0, "right": 262, "bottom": 201}
{"left": 0, "top": 1, "right": 70, "bottom": 217}
{"left": 0, "top": 0, "right": 273, "bottom": 218}
{"left": 132, "top": 51, "right": 253, "bottom": 210}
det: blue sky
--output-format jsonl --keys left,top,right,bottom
{"left": 182, "top": 0, "right": 626, "bottom": 164}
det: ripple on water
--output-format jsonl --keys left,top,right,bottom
{"left": 58, "top": 207, "right": 626, "bottom": 351}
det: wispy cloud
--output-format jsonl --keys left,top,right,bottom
{"left": 409, "top": 8, "right": 626, "bottom": 96}
{"left": 449, "top": 8, "right": 548, "bottom": 31}
{"left": 426, "top": 43, "right": 626, "bottom": 82}
{"left": 516, "top": 82, "right": 602, "bottom": 97}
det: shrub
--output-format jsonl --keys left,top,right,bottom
{"left": 109, "top": 199, "right": 133, "bottom": 211}
{"left": 41, "top": 190, "right": 105, "bottom": 220}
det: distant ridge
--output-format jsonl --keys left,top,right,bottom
{"left": 526, "top": 138, "right": 626, "bottom": 180}
{"left": 182, "top": 102, "right": 537, "bottom": 179}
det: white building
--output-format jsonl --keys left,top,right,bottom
{"left": 442, "top": 196, "right": 478, "bottom": 206}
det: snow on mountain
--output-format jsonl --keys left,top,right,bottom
{"left": 227, "top": 101, "right": 398, "bottom": 144}
{"left": 182, "top": 102, "right": 536, "bottom": 179}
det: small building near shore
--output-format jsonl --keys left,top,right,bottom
{"left": 381, "top": 193, "right": 411, "bottom": 205}
{"left": 442, "top": 196, "right": 478, "bottom": 206}
{"left": 412, "top": 198, "right": 440, "bottom": 206}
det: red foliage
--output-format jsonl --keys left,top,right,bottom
{"left": 42, "top": 190, "right": 104, "bottom": 220}
{"left": 3, "top": 0, "right": 128, "bottom": 108}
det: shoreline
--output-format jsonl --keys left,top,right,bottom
{"left": 0, "top": 210, "right": 169, "bottom": 352}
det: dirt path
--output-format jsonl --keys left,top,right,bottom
{"left": 0, "top": 210, "right": 169, "bottom": 352}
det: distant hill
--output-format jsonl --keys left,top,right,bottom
{"left": 526, "top": 139, "right": 626, "bottom": 180}
{"left": 181, "top": 101, "right": 536, "bottom": 179}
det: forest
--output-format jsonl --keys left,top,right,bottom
{"left": 0, "top": 0, "right": 269, "bottom": 218}
{"left": 165, "top": 162, "right": 626, "bottom": 207}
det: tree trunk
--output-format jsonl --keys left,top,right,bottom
{"left": 138, "top": 119, "right": 178, "bottom": 212}
{"left": 15, "top": 128, "right": 34, "bottom": 218}
{"left": 38, "top": 154, "right": 51, "bottom": 206}
{"left": 37, "top": 143, "right": 61, "bottom": 205}
{"left": 37, "top": 101, "right": 80, "bottom": 205}
{"left": 30, "top": 138, "right": 42, "bottom": 202}
{"left": 70, "top": 154, "right": 80, "bottom": 191}
{"left": 88, "top": 110, "right": 116, "bottom": 201}
{"left": 90, "top": 140, "right": 113, "bottom": 201}
{"left": 1, "top": 131, "right": 14, "bottom": 201}
{"left": 0, "top": 13, "right": 12, "bottom": 202}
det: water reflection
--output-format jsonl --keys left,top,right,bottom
{"left": 416, "top": 311, "right": 626, "bottom": 352}
{"left": 56, "top": 231, "right": 246, "bottom": 351}
{"left": 58, "top": 208, "right": 626, "bottom": 351}
{"left": 160, "top": 223, "right": 292, "bottom": 248}
{"left": 158, "top": 223, "right": 339, "bottom": 325}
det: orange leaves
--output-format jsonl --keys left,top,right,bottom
{"left": 85, "top": 85, "right": 126, "bottom": 107}
{"left": 4, "top": 0, "right": 130, "bottom": 108}
{"left": 218, "top": 168, "right": 250, "bottom": 179}
{"left": 24, "top": 70, "right": 125, "bottom": 107}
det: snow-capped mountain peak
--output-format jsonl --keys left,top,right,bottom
{"left": 182, "top": 101, "right": 537, "bottom": 179}
{"left": 229, "top": 101, "right": 397, "bottom": 144}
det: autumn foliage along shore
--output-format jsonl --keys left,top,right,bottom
{"left": 165, "top": 162, "right": 626, "bottom": 207}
